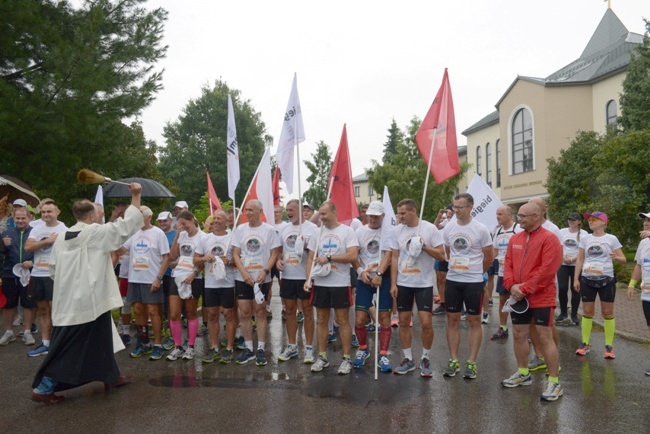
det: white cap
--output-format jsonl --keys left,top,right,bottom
{"left": 12, "top": 199, "right": 27, "bottom": 207}
{"left": 639, "top": 212, "right": 650, "bottom": 219}
{"left": 312, "top": 262, "right": 331, "bottom": 277}
{"left": 174, "top": 201, "right": 188, "bottom": 209}
{"left": 366, "top": 201, "right": 384, "bottom": 216}
{"left": 303, "top": 202, "right": 315, "bottom": 210}
{"left": 157, "top": 211, "right": 173, "bottom": 221}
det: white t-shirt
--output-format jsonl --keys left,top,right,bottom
{"left": 389, "top": 220, "right": 443, "bottom": 287}
{"left": 559, "top": 228, "right": 588, "bottom": 266}
{"left": 349, "top": 219, "right": 363, "bottom": 231}
{"left": 307, "top": 223, "right": 359, "bottom": 287}
{"left": 444, "top": 218, "right": 493, "bottom": 283}
{"left": 579, "top": 233, "right": 622, "bottom": 278}
{"left": 232, "top": 222, "right": 281, "bottom": 283}
{"left": 196, "top": 232, "right": 235, "bottom": 288}
{"left": 274, "top": 221, "right": 289, "bottom": 235}
{"left": 172, "top": 230, "right": 204, "bottom": 279}
{"left": 493, "top": 222, "right": 523, "bottom": 277}
{"left": 118, "top": 253, "right": 130, "bottom": 279}
{"left": 29, "top": 222, "right": 68, "bottom": 277}
{"left": 280, "top": 221, "right": 318, "bottom": 280}
{"left": 634, "top": 238, "right": 650, "bottom": 298}
{"left": 124, "top": 226, "right": 170, "bottom": 284}
{"left": 355, "top": 225, "right": 388, "bottom": 275}
{"left": 543, "top": 220, "right": 562, "bottom": 241}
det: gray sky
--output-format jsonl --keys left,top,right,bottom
{"left": 139, "top": 0, "right": 647, "bottom": 199}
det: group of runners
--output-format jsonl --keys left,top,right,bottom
{"left": 2, "top": 188, "right": 650, "bottom": 404}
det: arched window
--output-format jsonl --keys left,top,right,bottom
{"left": 606, "top": 100, "right": 617, "bottom": 129}
{"left": 512, "top": 108, "right": 533, "bottom": 174}
{"left": 486, "top": 143, "right": 492, "bottom": 187}
{"left": 476, "top": 146, "right": 482, "bottom": 176}
{"left": 496, "top": 139, "right": 501, "bottom": 188}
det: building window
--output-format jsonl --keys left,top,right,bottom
{"left": 511, "top": 108, "right": 533, "bottom": 174}
{"left": 368, "top": 185, "right": 374, "bottom": 198}
{"left": 354, "top": 186, "right": 360, "bottom": 197}
{"left": 486, "top": 143, "right": 492, "bottom": 187}
{"left": 496, "top": 139, "right": 501, "bottom": 188}
{"left": 476, "top": 146, "right": 482, "bottom": 176}
{"left": 606, "top": 100, "right": 617, "bottom": 129}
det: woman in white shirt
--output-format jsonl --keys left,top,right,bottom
{"left": 557, "top": 212, "right": 588, "bottom": 325}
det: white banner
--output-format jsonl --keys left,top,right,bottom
{"left": 94, "top": 185, "right": 105, "bottom": 223}
{"left": 227, "top": 94, "right": 239, "bottom": 200}
{"left": 465, "top": 173, "right": 502, "bottom": 229}
{"left": 380, "top": 185, "right": 396, "bottom": 252}
{"left": 275, "top": 73, "right": 305, "bottom": 195}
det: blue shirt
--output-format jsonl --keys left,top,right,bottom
{"left": 1, "top": 226, "right": 34, "bottom": 278}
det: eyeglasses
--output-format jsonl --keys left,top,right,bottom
{"left": 517, "top": 213, "right": 538, "bottom": 219}
{"left": 452, "top": 205, "right": 469, "bottom": 211}
{"left": 587, "top": 217, "right": 602, "bottom": 222}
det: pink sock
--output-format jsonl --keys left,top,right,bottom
{"left": 188, "top": 318, "right": 199, "bottom": 346}
{"left": 170, "top": 320, "right": 182, "bottom": 347}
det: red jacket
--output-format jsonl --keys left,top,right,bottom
{"left": 503, "top": 226, "right": 562, "bottom": 309}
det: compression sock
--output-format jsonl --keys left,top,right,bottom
{"left": 170, "top": 320, "right": 182, "bottom": 347}
{"left": 581, "top": 316, "right": 593, "bottom": 344}
{"left": 187, "top": 318, "right": 199, "bottom": 346}
{"left": 355, "top": 325, "right": 367, "bottom": 347}
{"left": 379, "top": 326, "right": 391, "bottom": 353}
{"left": 603, "top": 317, "right": 615, "bottom": 346}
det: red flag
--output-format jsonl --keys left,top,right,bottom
{"left": 415, "top": 68, "right": 460, "bottom": 184}
{"left": 328, "top": 124, "right": 359, "bottom": 225}
{"left": 206, "top": 171, "right": 222, "bottom": 214}
{"left": 238, "top": 147, "right": 274, "bottom": 224}
{"left": 272, "top": 166, "right": 281, "bottom": 206}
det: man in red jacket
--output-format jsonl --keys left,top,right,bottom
{"left": 501, "top": 203, "right": 563, "bottom": 401}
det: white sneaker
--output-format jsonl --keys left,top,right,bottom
{"left": 13, "top": 316, "right": 23, "bottom": 327}
{"left": 541, "top": 381, "right": 564, "bottom": 401}
{"left": 166, "top": 347, "right": 184, "bottom": 361}
{"left": 311, "top": 356, "right": 330, "bottom": 372}
{"left": 303, "top": 349, "right": 315, "bottom": 364}
{"left": 182, "top": 347, "right": 196, "bottom": 360}
{"left": 0, "top": 332, "right": 16, "bottom": 345}
{"left": 23, "top": 332, "right": 35, "bottom": 346}
{"left": 481, "top": 313, "right": 489, "bottom": 324}
{"left": 278, "top": 346, "right": 299, "bottom": 361}
{"left": 338, "top": 358, "right": 353, "bottom": 375}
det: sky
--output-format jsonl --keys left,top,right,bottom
{"left": 137, "top": 0, "right": 648, "bottom": 200}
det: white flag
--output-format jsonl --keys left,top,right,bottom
{"left": 380, "top": 185, "right": 396, "bottom": 252}
{"left": 240, "top": 147, "right": 275, "bottom": 224}
{"left": 94, "top": 185, "right": 105, "bottom": 223}
{"left": 275, "top": 73, "right": 305, "bottom": 195}
{"left": 464, "top": 173, "right": 503, "bottom": 228}
{"left": 227, "top": 94, "right": 240, "bottom": 200}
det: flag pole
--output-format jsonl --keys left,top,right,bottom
{"left": 418, "top": 131, "right": 437, "bottom": 232}
{"left": 305, "top": 174, "right": 335, "bottom": 285}
{"left": 296, "top": 115, "right": 304, "bottom": 235}
{"left": 374, "top": 266, "right": 380, "bottom": 381}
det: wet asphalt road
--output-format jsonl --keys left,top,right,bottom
{"left": 1, "top": 295, "right": 649, "bottom": 434}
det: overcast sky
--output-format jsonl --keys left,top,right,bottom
{"left": 138, "top": 0, "right": 647, "bottom": 199}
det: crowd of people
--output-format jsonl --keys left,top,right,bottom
{"left": 1, "top": 188, "right": 649, "bottom": 405}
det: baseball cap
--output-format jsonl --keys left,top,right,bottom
{"left": 312, "top": 262, "right": 331, "bottom": 277}
{"left": 584, "top": 211, "right": 608, "bottom": 224}
{"left": 639, "top": 212, "right": 650, "bottom": 219}
{"left": 174, "top": 201, "right": 188, "bottom": 209}
{"left": 157, "top": 211, "right": 173, "bottom": 221}
{"left": 12, "top": 199, "right": 27, "bottom": 207}
{"left": 303, "top": 202, "right": 315, "bottom": 211}
{"left": 366, "top": 201, "right": 384, "bottom": 216}
{"left": 567, "top": 212, "right": 582, "bottom": 221}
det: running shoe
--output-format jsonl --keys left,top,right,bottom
{"left": 311, "top": 356, "right": 330, "bottom": 372}
{"left": 327, "top": 333, "right": 337, "bottom": 344}
{"left": 255, "top": 349, "right": 267, "bottom": 366}
{"left": 432, "top": 305, "right": 446, "bottom": 315}
{"left": 0, "top": 332, "right": 16, "bottom": 346}
{"left": 460, "top": 310, "right": 467, "bottom": 321}
{"left": 491, "top": 328, "right": 509, "bottom": 340}
{"left": 409, "top": 315, "right": 413, "bottom": 327}
{"left": 296, "top": 311, "right": 304, "bottom": 323}
{"left": 17, "top": 324, "right": 38, "bottom": 337}
{"left": 434, "top": 295, "right": 441, "bottom": 304}
{"left": 220, "top": 349, "right": 234, "bottom": 364}
{"left": 366, "top": 323, "right": 376, "bottom": 332}
{"left": 333, "top": 323, "right": 340, "bottom": 334}
{"left": 281, "top": 309, "right": 287, "bottom": 321}
{"left": 236, "top": 348, "right": 255, "bottom": 365}
{"left": 464, "top": 361, "right": 477, "bottom": 379}
{"left": 338, "top": 358, "right": 353, "bottom": 375}
{"left": 575, "top": 342, "right": 591, "bottom": 356}
{"left": 545, "top": 366, "right": 562, "bottom": 376}
{"left": 266, "top": 306, "right": 273, "bottom": 320}
{"left": 220, "top": 337, "right": 228, "bottom": 348}
{"left": 202, "top": 348, "right": 222, "bottom": 363}
{"left": 251, "top": 317, "right": 257, "bottom": 330}
{"left": 13, "top": 316, "right": 23, "bottom": 327}
{"left": 167, "top": 347, "right": 184, "bottom": 361}
{"left": 149, "top": 346, "right": 164, "bottom": 360}
{"left": 120, "top": 334, "right": 132, "bottom": 346}
{"left": 604, "top": 345, "right": 615, "bottom": 359}
{"left": 197, "top": 324, "right": 209, "bottom": 337}
{"left": 235, "top": 336, "right": 246, "bottom": 350}
{"left": 481, "top": 313, "right": 489, "bottom": 324}
{"left": 377, "top": 355, "right": 393, "bottom": 373}
{"left": 443, "top": 359, "right": 460, "bottom": 377}
{"left": 394, "top": 358, "right": 416, "bottom": 375}
{"left": 304, "top": 349, "right": 315, "bottom": 364}
{"left": 391, "top": 314, "right": 399, "bottom": 327}
{"left": 555, "top": 313, "right": 567, "bottom": 322}
{"left": 28, "top": 343, "right": 49, "bottom": 357}
{"left": 23, "top": 333, "right": 36, "bottom": 346}
{"left": 528, "top": 355, "right": 547, "bottom": 371}
{"left": 352, "top": 348, "right": 370, "bottom": 368}
{"left": 162, "top": 335, "right": 175, "bottom": 351}
{"left": 420, "top": 358, "right": 433, "bottom": 378}
{"left": 278, "top": 346, "right": 299, "bottom": 361}
{"left": 541, "top": 381, "right": 564, "bottom": 401}
{"left": 501, "top": 371, "right": 532, "bottom": 388}
{"left": 488, "top": 299, "right": 494, "bottom": 306}
{"left": 571, "top": 315, "right": 580, "bottom": 326}
{"left": 129, "top": 343, "right": 152, "bottom": 358}
{"left": 182, "top": 347, "right": 196, "bottom": 360}
{"left": 645, "top": 368, "right": 650, "bottom": 376}
{"left": 351, "top": 335, "right": 360, "bottom": 348}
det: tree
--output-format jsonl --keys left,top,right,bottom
{"left": 158, "top": 80, "right": 269, "bottom": 209}
{"left": 382, "top": 118, "right": 403, "bottom": 163}
{"left": 0, "top": 0, "right": 167, "bottom": 221}
{"left": 368, "top": 117, "right": 468, "bottom": 221}
{"left": 303, "top": 141, "right": 332, "bottom": 207}
{"left": 619, "top": 19, "right": 650, "bottom": 132}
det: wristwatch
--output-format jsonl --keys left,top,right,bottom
{"left": 376, "top": 271, "right": 383, "bottom": 277}
{"left": 156, "top": 275, "right": 163, "bottom": 281}
{"left": 263, "top": 268, "right": 270, "bottom": 274}
{"left": 326, "top": 255, "right": 332, "bottom": 262}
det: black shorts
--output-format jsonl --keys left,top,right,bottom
{"left": 236, "top": 280, "right": 270, "bottom": 301}
{"left": 444, "top": 280, "right": 484, "bottom": 315}
{"left": 162, "top": 274, "right": 173, "bottom": 298}
{"left": 435, "top": 260, "right": 449, "bottom": 273}
{"left": 511, "top": 307, "right": 554, "bottom": 327}
{"left": 2, "top": 277, "right": 37, "bottom": 309}
{"left": 28, "top": 276, "right": 53, "bottom": 302}
{"left": 280, "top": 279, "right": 310, "bottom": 300}
{"left": 350, "top": 267, "right": 357, "bottom": 289}
{"left": 170, "top": 277, "right": 203, "bottom": 299}
{"left": 643, "top": 301, "right": 650, "bottom": 327}
{"left": 495, "top": 276, "right": 508, "bottom": 295}
{"left": 487, "top": 258, "right": 499, "bottom": 276}
{"left": 204, "top": 287, "right": 236, "bottom": 309}
{"left": 312, "top": 285, "right": 352, "bottom": 309}
{"left": 271, "top": 265, "right": 280, "bottom": 280}
{"left": 396, "top": 285, "right": 433, "bottom": 313}
{"left": 580, "top": 276, "right": 616, "bottom": 303}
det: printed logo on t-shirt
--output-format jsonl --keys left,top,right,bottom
{"left": 133, "top": 235, "right": 153, "bottom": 254}
{"left": 366, "top": 239, "right": 380, "bottom": 255}
{"left": 244, "top": 236, "right": 263, "bottom": 255}
{"left": 211, "top": 245, "right": 224, "bottom": 256}
{"left": 320, "top": 234, "right": 342, "bottom": 255}
{"left": 586, "top": 244, "right": 605, "bottom": 260}
{"left": 180, "top": 243, "right": 194, "bottom": 257}
{"left": 564, "top": 239, "right": 578, "bottom": 249}
{"left": 286, "top": 234, "right": 297, "bottom": 250}
{"left": 451, "top": 233, "right": 472, "bottom": 255}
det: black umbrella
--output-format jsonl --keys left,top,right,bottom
{"left": 103, "top": 177, "right": 175, "bottom": 199}
{"left": 0, "top": 175, "right": 41, "bottom": 207}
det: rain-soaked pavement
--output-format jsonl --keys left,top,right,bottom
{"left": 1, "top": 291, "right": 649, "bottom": 433}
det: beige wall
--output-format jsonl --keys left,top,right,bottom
{"left": 462, "top": 123, "right": 500, "bottom": 194}
{"left": 592, "top": 73, "right": 624, "bottom": 133}
{"left": 353, "top": 179, "right": 376, "bottom": 205}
